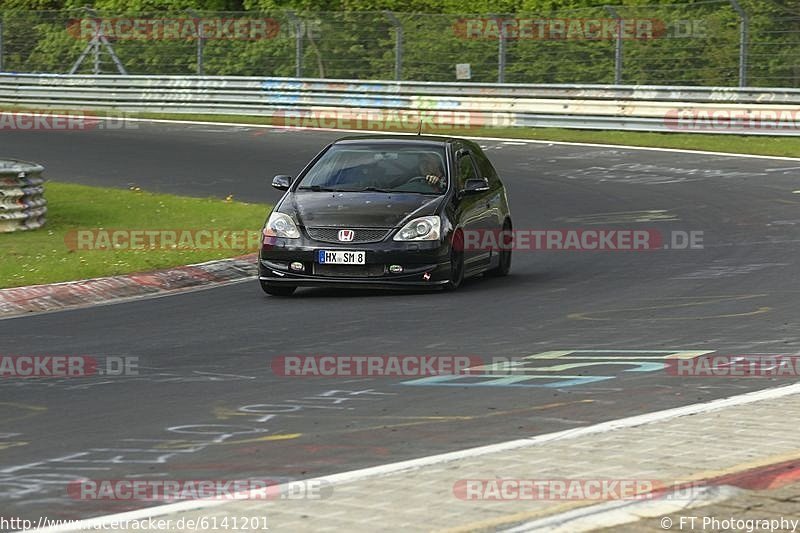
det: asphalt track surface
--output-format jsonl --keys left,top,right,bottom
{"left": 1, "top": 122, "right": 799, "bottom": 524}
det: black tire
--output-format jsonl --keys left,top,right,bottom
{"left": 445, "top": 230, "right": 465, "bottom": 291}
{"left": 488, "top": 221, "right": 512, "bottom": 277}
{"left": 260, "top": 280, "right": 296, "bottom": 296}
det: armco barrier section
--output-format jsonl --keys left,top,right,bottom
{"left": 0, "top": 160, "right": 47, "bottom": 233}
{"left": 1, "top": 74, "right": 799, "bottom": 135}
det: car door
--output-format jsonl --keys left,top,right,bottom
{"left": 469, "top": 143, "right": 507, "bottom": 231}
{"left": 455, "top": 149, "right": 492, "bottom": 269}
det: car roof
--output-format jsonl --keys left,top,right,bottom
{"left": 333, "top": 134, "right": 466, "bottom": 146}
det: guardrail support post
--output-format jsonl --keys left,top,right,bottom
{"left": 287, "top": 11, "right": 303, "bottom": 78}
{"left": 198, "top": 30, "right": 204, "bottom": 75}
{"left": 187, "top": 9, "right": 204, "bottom": 75}
{"left": 384, "top": 11, "right": 403, "bottom": 81}
{"left": 69, "top": 10, "right": 127, "bottom": 75}
{"left": 93, "top": 33, "right": 100, "bottom": 75}
{"left": 605, "top": 6, "right": 623, "bottom": 84}
{"left": 729, "top": 0, "right": 748, "bottom": 87}
{"left": 494, "top": 15, "right": 506, "bottom": 83}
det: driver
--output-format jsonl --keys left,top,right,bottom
{"left": 417, "top": 154, "right": 447, "bottom": 190}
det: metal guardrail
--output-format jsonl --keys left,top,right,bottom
{"left": 0, "top": 74, "right": 799, "bottom": 135}
{"left": 0, "top": 159, "right": 47, "bottom": 233}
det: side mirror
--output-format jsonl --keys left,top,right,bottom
{"left": 271, "top": 175, "right": 292, "bottom": 191}
{"left": 460, "top": 177, "right": 490, "bottom": 196}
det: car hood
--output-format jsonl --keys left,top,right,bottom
{"left": 286, "top": 191, "right": 444, "bottom": 228}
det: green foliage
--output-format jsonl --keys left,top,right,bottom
{"left": 0, "top": 0, "right": 796, "bottom": 86}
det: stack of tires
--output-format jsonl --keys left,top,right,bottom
{"left": 0, "top": 159, "right": 47, "bottom": 233}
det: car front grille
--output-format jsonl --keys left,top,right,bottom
{"left": 305, "top": 227, "right": 391, "bottom": 244}
{"left": 313, "top": 264, "right": 386, "bottom": 277}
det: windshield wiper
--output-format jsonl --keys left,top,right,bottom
{"left": 298, "top": 185, "right": 341, "bottom": 192}
{"left": 299, "top": 185, "right": 402, "bottom": 193}
{"left": 315, "top": 186, "right": 398, "bottom": 193}
{"left": 356, "top": 187, "right": 396, "bottom": 193}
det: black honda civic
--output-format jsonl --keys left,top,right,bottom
{"left": 258, "top": 135, "right": 512, "bottom": 296}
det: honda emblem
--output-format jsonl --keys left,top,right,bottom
{"left": 338, "top": 229, "right": 355, "bottom": 242}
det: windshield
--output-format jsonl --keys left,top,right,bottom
{"left": 297, "top": 144, "right": 448, "bottom": 194}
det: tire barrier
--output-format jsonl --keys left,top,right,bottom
{"left": 0, "top": 159, "right": 47, "bottom": 233}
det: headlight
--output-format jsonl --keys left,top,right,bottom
{"left": 263, "top": 212, "right": 300, "bottom": 239}
{"left": 393, "top": 216, "right": 441, "bottom": 241}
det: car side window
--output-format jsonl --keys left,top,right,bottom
{"left": 472, "top": 149, "right": 499, "bottom": 187}
{"left": 457, "top": 153, "right": 478, "bottom": 188}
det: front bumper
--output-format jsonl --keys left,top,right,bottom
{"left": 259, "top": 234, "right": 452, "bottom": 289}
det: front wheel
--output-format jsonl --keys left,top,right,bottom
{"left": 445, "top": 231, "right": 465, "bottom": 291}
{"left": 260, "top": 280, "right": 296, "bottom": 296}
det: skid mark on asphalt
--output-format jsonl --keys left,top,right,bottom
{"left": 0, "top": 435, "right": 28, "bottom": 451}
{"left": 555, "top": 210, "right": 679, "bottom": 224}
{"left": 777, "top": 198, "right": 800, "bottom": 205}
{"left": 212, "top": 433, "right": 302, "bottom": 445}
{"left": 151, "top": 433, "right": 303, "bottom": 448}
{"left": 672, "top": 263, "right": 789, "bottom": 279}
{"left": 210, "top": 401, "right": 596, "bottom": 438}
{"left": 0, "top": 402, "right": 47, "bottom": 425}
{"left": 298, "top": 400, "right": 596, "bottom": 436}
{"left": 559, "top": 163, "right": 765, "bottom": 185}
{"left": 567, "top": 294, "right": 771, "bottom": 321}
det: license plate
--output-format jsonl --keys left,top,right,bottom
{"left": 317, "top": 250, "right": 365, "bottom": 264}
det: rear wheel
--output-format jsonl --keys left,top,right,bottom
{"left": 260, "top": 280, "right": 296, "bottom": 296}
{"left": 445, "top": 230, "right": 465, "bottom": 291}
{"left": 488, "top": 220, "right": 512, "bottom": 277}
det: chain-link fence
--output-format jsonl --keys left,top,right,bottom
{"left": 0, "top": 1, "right": 798, "bottom": 87}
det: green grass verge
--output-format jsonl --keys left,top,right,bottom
{"left": 0, "top": 182, "right": 270, "bottom": 289}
